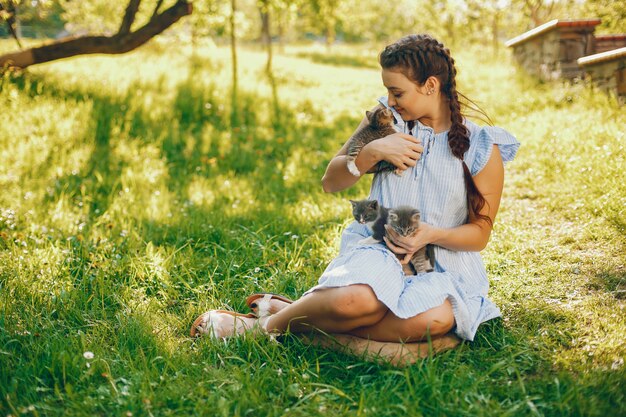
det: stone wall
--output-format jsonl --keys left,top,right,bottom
{"left": 507, "top": 20, "right": 598, "bottom": 80}
{"left": 578, "top": 49, "right": 626, "bottom": 103}
{"left": 510, "top": 31, "right": 561, "bottom": 79}
{"left": 508, "top": 20, "right": 626, "bottom": 103}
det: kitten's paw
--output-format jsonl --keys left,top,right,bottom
{"left": 347, "top": 161, "right": 362, "bottom": 177}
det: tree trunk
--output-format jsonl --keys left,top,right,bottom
{"left": 13, "top": 2, "right": 21, "bottom": 38}
{"left": 259, "top": 0, "right": 272, "bottom": 74}
{"left": 324, "top": 21, "right": 335, "bottom": 52}
{"left": 0, "top": 0, "right": 192, "bottom": 70}
{"left": 230, "top": 0, "right": 239, "bottom": 128}
{"left": 0, "top": 1, "right": 22, "bottom": 49}
{"left": 492, "top": 11, "right": 499, "bottom": 58}
{"left": 277, "top": 17, "right": 285, "bottom": 54}
{"left": 259, "top": 0, "right": 280, "bottom": 128}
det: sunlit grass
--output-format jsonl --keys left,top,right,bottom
{"left": 0, "top": 38, "right": 625, "bottom": 416}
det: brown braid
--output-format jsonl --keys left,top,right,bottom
{"left": 379, "top": 34, "right": 492, "bottom": 226}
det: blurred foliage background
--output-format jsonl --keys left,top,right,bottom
{"left": 0, "top": 0, "right": 624, "bottom": 50}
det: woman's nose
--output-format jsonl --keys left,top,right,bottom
{"left": 387, "top": 94, "right": 396, "bottom": 107}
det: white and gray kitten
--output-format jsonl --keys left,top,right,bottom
{"left": 352, "top": 200, "right": 435, "bottom": 274}
{"left": 345, "top": 107, "right": 397, "bottom": 177}
{"left": 350, "top": 199, "right": 389, "bottom": 241}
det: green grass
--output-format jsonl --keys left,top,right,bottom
{"left": 0, "top": 39, "right": 625, "bottom": 416}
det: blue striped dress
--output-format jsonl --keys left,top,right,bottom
{"left": 305, "top": 97, "right": 520, "bottom": 341}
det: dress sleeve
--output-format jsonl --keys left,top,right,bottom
{"left": 469, "top": 126, "right": 520, "bottom": 176}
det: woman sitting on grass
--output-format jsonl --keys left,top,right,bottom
{"left": 191, "top": 34, "right": 519, "bottom": 365}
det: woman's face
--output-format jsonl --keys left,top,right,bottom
{"left": 382, "top": 68, "right": 429, "bottom": 121}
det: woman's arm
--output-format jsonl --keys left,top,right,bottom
{"left": 385, "top": 145, "right": 504, "bottom": 254}
{"left": 322, "top": 109, "right": 424, "bottom": 193}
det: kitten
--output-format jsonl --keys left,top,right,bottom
{"left": 352, "top": 200, "right": 435, "bottom": 275}
{"left": 350, "top": 199, "right": 389, "bottom": 242}
{"left": 345, "top": 107, "right": 398, "bottom": 177}
{"left": 385, "top": 206, "right": 435, "bottom": 274}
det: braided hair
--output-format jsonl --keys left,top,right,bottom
{"left": 379, "top": 34, "right": 491, "bottom": 225}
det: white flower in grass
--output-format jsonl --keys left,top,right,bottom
{"left": 83, "top": 351, "right": 95, "bottom": 360}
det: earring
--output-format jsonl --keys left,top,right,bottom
{"left": 428, "top": 89, "right": 434, "bottom": 95}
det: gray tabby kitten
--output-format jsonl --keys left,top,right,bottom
{"left": 384, "top": 206, "right": 435, "bottom": 274}
{"left": 345, "top": 107, "right": 398, "bottom": 177}
{"left": 352, "top": 200, "right": 435, "bottom": 274}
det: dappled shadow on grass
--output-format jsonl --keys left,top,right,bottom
{"left": 9, "top": 72, "right": 133, "bottom": 217}
{"left": 606, "top": 210, "right": 626, "bottom": 237}
{"left": 588, "top": 269, "right": 626, "bottom": 300}
{"left": 6, "top": 65, "right": 363, "bottom": 212}
{"left": 2, "top": 65, "right": 362, "bottom": 340}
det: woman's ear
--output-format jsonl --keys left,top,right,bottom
{"left": 425, "top": 76, "right": 440, "bottom": 95}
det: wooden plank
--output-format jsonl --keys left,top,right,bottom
{"left": 617, "top": 68, "right": 626, "bottom": 95}
{"left": 578, "top": 47, "right": 626, "bottom": 66}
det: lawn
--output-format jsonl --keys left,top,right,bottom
{"left": 0, "top": 38, "right": 624, "bottom": 416}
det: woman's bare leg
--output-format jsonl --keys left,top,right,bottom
{"left": 264, "top": 285, "right": 388, "bottom": 334}
{"left": 304, "top": 332, "right": 462, "bottom": 367}
{"left": 349, "top": 299, "right": 455, "bottom": 342}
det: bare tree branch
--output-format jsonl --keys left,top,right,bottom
{"left": 119, "top": 0, "right": 142, "bottom": 35}
{"left": 0, "top": 2, "right": 22, "bottom": 49}
{"left": 152, "top": 0, "right": 165, "bottom": 18}
{"left": 0, "top": 0, "right": 193, "bottom": 70}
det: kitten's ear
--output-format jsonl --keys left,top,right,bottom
{"left": 369, "top": 200, "right": 379, "bottom": 209}
{"left": 349, "top": 199, "right": 356, "bottom": 207}
{"left": 365, "top": 110, "right": 372, "bottom": 120}
{"left": 388, "top": 211, "right": 398, "bottom": 222}
{"left": 411, "top": 211, "right": 421, "bottom": 222}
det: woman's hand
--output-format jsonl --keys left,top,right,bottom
{"left": 365, "top": 133, "right": 423, "bottom": 173}
{"left": 383, "top": 222, "right": 435, "bottom": 264}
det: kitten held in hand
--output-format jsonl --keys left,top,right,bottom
{"left": 345, "top": 107, "right": 398, "bottom": 177}
{"left": 385, "top": 206, "right": 435, "bottom": 274}
{"left": 352, "top": 200, "right": 435, "bottom": 274}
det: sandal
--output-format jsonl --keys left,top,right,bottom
{"left": 190, "top": 310, "right": 257, "bottom": 338}
{"left": 245, "top": 293, "right": 293, "bottom": 318}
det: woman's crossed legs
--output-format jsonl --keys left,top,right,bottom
{"left": 192, "top": 284, "right": 460, "bottom": 365}
{"left": 265, "top": 284, "right": 456, "bottom": 342}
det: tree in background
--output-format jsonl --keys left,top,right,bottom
{"left": 579, "top": 0, "right": 626, "bottom": 33}
{"left": 272, "top": 0, "right": 298, "bottom": 52}
{"left": 465, "top": 0, "right": 508, "bottom": 56}
{"left": 1, "top": 0, "right": 625, "bottom": 68}
{"left": 0, "top": 0, "right": 21, "bottom": 47}
{"left": 230, "top": 0, "right": 239, "bottom": 127}
{"left": 518, "top": 0, "right": 557, "bottom": 27}
{"left": 0, "top": 0, "right": 192, "bottom": 69}
{"left": 300, "top": 0, "right": 339, "bottom": 49}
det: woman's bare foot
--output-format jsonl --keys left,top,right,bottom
{"left": 190, "top": 310, "right": 259, "bottom": 338}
